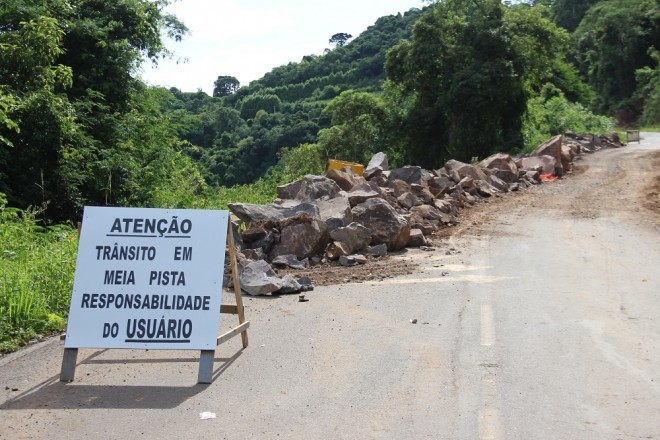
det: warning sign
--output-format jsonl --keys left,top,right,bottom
{"left": 64, "top": 206, "right": 228, "bottom": 350}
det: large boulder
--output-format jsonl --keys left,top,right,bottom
{"left": 518, "top": 155, "right": 558, "bottom": 176}
{"left": 272, "top": 254, "right": 308, "bottom": 270}
{"left": 239, "top": 260, "right": 283, "bottom": 296}
{"left": 269, "top": 214, "right": 329, "bottom": 260}
{"left": 406, "top": 229, "right": 427, "bottom": 247}
{"left": 241, "top": 222, "right": 277, "bottom": 253}
{"left": 351, "top": 198, "right": 410, "bottom": 250}
{"left": 365, "top": 152, "right": 389, "bottom": 179}
{"left": 316, "top": 196, "right": 353, "bottom": 232}
{"left": 426, "top": 174, "right": 455, "bottom": 197}
{"left": 228, "top": 201, "right": 319, "bottom": 224}
{"left": 346, "top": 184, "right": 381, "bottom": 207}
{"left": 531, "top": 135, "right": 563, "bottom": 177}
{"left": 276, "top": 175, "right": 342, "bottom": 201}
{"left": 388, "top": 166, "right": 423, "bottom": 185}
{"left": 325, "top": 168, "right": 367, "bottom": 192}
{"left": 479, "top": 153, "right": 519, "bottom": 183}
{"left": 329, "top": 222, "right": 372, "bottom": 254}
{"left": 444, "top": 159, "right": 490, "bottom": 182}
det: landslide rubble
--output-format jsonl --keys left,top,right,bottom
{"left": 224, "top": 132, "right": 624, "bottom": 293}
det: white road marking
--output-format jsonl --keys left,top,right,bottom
{"left": 481, "top": 304, "right": 495, "bottom": 346}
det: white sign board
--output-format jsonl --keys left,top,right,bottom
{"left": 65, "top": 206, "right": 228, "bottom": 350}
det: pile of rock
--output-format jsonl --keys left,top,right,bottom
{"left": 227, "top": 133, "right": 624, "bottom": 295}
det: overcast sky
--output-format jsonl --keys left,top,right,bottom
{"left": 139, "top": 0, "right": 424, "bottom": 94}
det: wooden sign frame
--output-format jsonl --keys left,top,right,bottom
{"left": 627, "top": 130, "right": 641, "bottom": 143}
{"left": 60, "top": 219, "right": 249, "bottom": 384}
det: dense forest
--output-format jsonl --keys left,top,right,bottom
{"left": 1, "top": 0, "right": 659, "bottom": 224}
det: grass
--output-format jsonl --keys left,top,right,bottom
{"left": 0, "top": 203, "right": 77, "bottom": 353}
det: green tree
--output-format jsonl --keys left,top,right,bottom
{"left": 636, "top": 48, "right": 660, "bottom": 125}
{"left": 213, "top": 75, "right": 240, "bottom": 97}
{"left": 317, "top": 91, "right": 388, "bottom": 163}
{"left": 239, "top": 93, "right": 281, "bottom": 119}
{"left": 550, "top": 0, "right": 600, "bottom": 32}
{"left": 0, "top": 0, "right": 191, "bottom": 221}
{"left": 573, "top": 0, "right": 660, "bottom": 116}
{"left": 329, "top": 33, "right": 353, "bottom": 47}
{"left": 386, "top": 0, "right": 527, "bottom": 165}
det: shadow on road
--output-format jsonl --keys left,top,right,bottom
{"left": 1, "top": 349, "right": 243, "bottom": 410}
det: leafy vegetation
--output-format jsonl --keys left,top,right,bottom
{"left": 0, "top": 194, "right": 76, "bottom": 352}
{"left": 1, "top": 0, "right": 659, "bottom": 352}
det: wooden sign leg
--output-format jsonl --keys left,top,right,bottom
{"left": 227, "top": 223, "right": 248, "bottom": 348}
{"left": 196, "top": 222, "right": 250, "bottom": 384}
{"left": 60, "top": 348, "right": 79, "bottom": 382}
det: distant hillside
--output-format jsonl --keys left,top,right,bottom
{"left": 159, "top": 7, "right": 426, "bottom": 186}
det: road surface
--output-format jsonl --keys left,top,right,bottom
{"left": 1, "top": 134, "right": 659, "bottom": 439}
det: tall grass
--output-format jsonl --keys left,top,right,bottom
{"left": 0, "top": 197, "right": 77, "bottom": 353}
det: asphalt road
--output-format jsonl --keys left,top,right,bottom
{"left": 1, "top": 134, "right": 659, "bottom": 439}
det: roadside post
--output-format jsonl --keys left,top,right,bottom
{"left": 60, "top": 206, "right": 248, "bottom": 384}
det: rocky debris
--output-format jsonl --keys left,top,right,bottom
{"left": 407, "top": 229, "right": 427, "bottom": 247}
{"left": 388, "top": 165, "right": 423, "bottom": 185}
{"left": 531, "top": 135, "right": 564, "bottom": 177}
{"left": 329, "top": 222, "right": 372, "bottom": 256}
{"left": 480, "top": 153, "right": 519, "bottom": 183}
{"left": 239, "top": 260, "right": 283, "bottom": 296}
{"left": 364, "top": 151, "right": 389, "bottom": 179}
{"left": 228, "top": 201, "right": 319, "bottom": 224}
{"left": 351, "top": 198, "right": 410, "bottom": 250}
{"left": 272, "top": 254, "right": 309, "bottom": 270}
{"left": 269, "top": 214, "right": 329, "bottom": 260}
{"left": 518, "top": 156, "right": 557, "bottom": 176}
{"left": 316, "top": 196, "right": 353, "bottom": 232}
{"left": 363, "top": 243, "right": 387, "bottom": 258}
{"left": 227, "top": 132, "right": 625, "bottom": 289}
{"left": 325, "top": 168, "right": 367, "bottom": 192}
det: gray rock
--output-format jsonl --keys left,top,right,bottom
{"left": 326, "top": 241, "right": 352, "bottom": 259}
{"left": 479, "top": 153, "right": 519, "bottom": 183}
{"left": 228, "top": 202, "right": 319, "bottom": 224}
{"left": 365, "top": 243, "right": 388, "bottom": 258}
{"left": 239, "top": 260, "right": 282, "bottom": 296}
{"left": 427, "top": 175, "right": 455, "bottom": 197}
{"left": 298, "top": 276, "right": 314, "bottom": 292}
{"left": 316, "top": 196, "right": 353, "bottom": 232}
{"left": 276, "top": 274, "right": 302, "bottom": 294}
{"left": 326, "top": 168, "right": 367, "bottom": 192}
{"left": 365, "top": 152, "right": 389, "bottom": 179}
{"left": 346, "top": 185, "right": 381, "bottom": 207}
{"left": 388, "top": 166, "right": 422, "bottom": 185}
{"left": 339, "top": 255, "right": 357, "bottom": 267}
{"left": 531, "top": 135, "right": 563, "bottom": 177}
{"left": 411, "top": 184, "right": 434, "bottom": 204}
{"left": 352, "top": 198, "right": 410, "bottom": 251}
{"left": 397, "top": 192, "right": 417, "bottom": 210}
{"left": 241, "top": 248, "right": 266, "bottom": 261}
{"left": 294, "top": 175, "right": 343, "bottom": 201}
{"left": 330, "top": 222, "right": 372, "bottom": 254}
{"left": 444, "top": 159, "right": 490, "bottom": 182}
{"left": 407, "top": 229, "right": 427, "bottom": 247}
{"left": 519, "top": 155, "right": 557, "bottom": 176}
{"left": 272, "top": 254, "right": 309, "bottom": 270}
{"left": 269, "top": 214, "right": 329, "bottom": 260}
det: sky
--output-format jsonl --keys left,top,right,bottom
{"left": 139, "top": 0, "right": 425, "bottom": 95}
